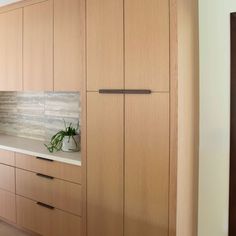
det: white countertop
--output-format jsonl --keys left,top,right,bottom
{"left": 0, "top": 134, "right": 81, "bottom": 166}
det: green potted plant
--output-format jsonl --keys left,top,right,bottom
{"left": 45, "top": 120, "right": 80, "bottom": 153}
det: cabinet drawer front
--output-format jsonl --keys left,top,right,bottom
{"left": 16, "top": 169, "right": 81, "bottom": 216}
{"left": 0, "top": 189, "right": 16, "bottom": 223}
{"left": 17, "top": 196, "right": 81, "bottom": 236}
{"left": 0, "top": 149, "right": 15, "bottom": 166}
{"left": 0, "top": 164, "right": 15, "bottom": 193}
{"left": 15, "top": 153, "right": 81, "bottom": 184}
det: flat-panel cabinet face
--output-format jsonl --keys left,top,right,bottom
{"left": 87, "top": 92, "right": 124, "bottom": 236}
{"left": 87, "top": 0, "right": 124, "bottom": 91}
{"left": 125, "top": 93, "right": 169, "bottom": 236}
{"left": 0, "top": 9, "right": 22, "bottom": 91}
{"left": 0, "top": 189, "right": 16, "bottom": 223}
{"left": 54, "top": 0, "right": 85, "bottom": 91}
{"left": 23, "top": 0, "right": 53, "bottom": 91}
{"left": 125, "top": 0, "right": 169, "bottom": 91}
{"left": 17, "top": 196, "right": 81, "bottom": 236}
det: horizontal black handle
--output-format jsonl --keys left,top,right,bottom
{"left": 36, "top": 173, "right": 54, "bottom": 180}
{"left": 36, "top": 156, "right": 54, "bottom": 162}
{"left": 37, "top": 202, "right": 55, "bottom": 210}
{"left": 99, "top": 89, "right": 152, "bottom": 94}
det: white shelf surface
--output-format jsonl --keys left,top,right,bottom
{"left": 0, "top": 134, "right": 81, "bottom": 166}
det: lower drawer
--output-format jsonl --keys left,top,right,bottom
{"left": 16, "top": 168, "right": 81, "bottom": 216}
{"left": 16, "top": 196, "right": 81, "bottom": 236}
{"left": 0, "top": 189, "right": 16, "bottom": 223}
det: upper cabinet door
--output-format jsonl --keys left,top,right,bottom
{"left": 87, "top": 0, "right": 124, "bottom": 91}
{"left": 54, "top": 0, "right": 85, "bottom": 91}
{"left": 125, "top": 0, "right": 170, "bottom": 91}
{"left": 23, "top": 0, "right": 53, "bottom": 91}
{"left": 0, "top": 9, "right": 22, "bottom": 91}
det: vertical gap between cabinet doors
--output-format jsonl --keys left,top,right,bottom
{"left": 168, "top": 1, "right": 171, "bottom": 235}
{"left": 123, "top": 0, "right": 125, "bottom": 234}
{"left": 169, "top": 0, "right": 178, "bottom": 235}
{"left": 84, "top": 0, "right": 88, "bottom": 234}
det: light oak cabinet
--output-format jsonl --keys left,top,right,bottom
{"left": 23, "top": 0, "right": 53, "bottom": 91}
{"left": 125, "top": 94, "right": 169, "bottom": 236}
{"left": 0, "top": 9, "right": 22, "bottom": 91}
{"left": 15, "top": 153, "right": 81, "bottom": 183}
{"left": 17, "top": 196, "right": 81, "bottom": 236}
{"left": 0, "top": 149, "right": 82, "bottom": 236}
{"left": 0, "top": 150, "right": 16, "bottom": 223}
{"left": 0, "top": 0, "right": 84, "bottom": 91}
{"left": 87, "top": 93, "right": 124, "bottom": 236}
{"left": 87, "top": 0, "right": 124, "bottom": 90}
{"left": 87, "top": 0, "right": 171, "bottom": 236}
{"left": 125, "top": 0, "right": 169, "bottom": 91}
{"left": 0, "top": 149, "right": 15, "bottom": 166}
{"left": 54, "top": 0, "right": 85, "bottom": 91}
{"left": 16, "top": 168, "right": 82, "bottom": 216}
{"left": 0, "top": 164, "right": 15, "bottom": 193}
{"left": 0, "top": 189, "right": 16, "bottom": 223}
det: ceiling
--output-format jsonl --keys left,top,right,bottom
{"left": 0, "top": 0, "right": 22, "bottom": 6}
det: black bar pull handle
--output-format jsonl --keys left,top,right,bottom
{"left": 36, "top": 156, "right": 54, "bottom": 162}
{"left": 37, "top": 202, "right": 55, "bottom": 210}
{"left": 36, "top": 173, "right": 54, "bottom": 180}
{"left": 99, "top": 89, "right": 152, "bottom": 94}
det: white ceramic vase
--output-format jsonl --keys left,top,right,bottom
{"left": 62, "top": 134, "right": 80, "bottom": 152}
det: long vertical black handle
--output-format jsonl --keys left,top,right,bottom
{"left": 99, "top": 89, "right": 151, "bottom": 94}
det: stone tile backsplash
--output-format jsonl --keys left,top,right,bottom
{"left": 0, "top": 92, "right": 80, "bottom": 141}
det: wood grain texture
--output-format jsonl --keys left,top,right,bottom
{"left": 17, "top": 195, "right": 81, "bottom": 236}
{"left": 0, "top": 164, "right": 15, "bottom": 193}
{"left": 0, "top": 189, "right": 16, "bottom": 223}
{"left": 125, "top": 0, "right": 169, "bottom": 91}
{"left": 125, "top": 93, "right": 169, "bottom": 236}
{"left": 169, "top": 0, "right": 178, "bottom": 235}
{"left": 87, "top": 92, "right": 124, "bottom": 236}
{"left": 16, "top": 168, "right": 82, "bottom": 216}
{"left": 0, "top": 149, "right": 15, "bottom": 166}
{"left": 0, "top": 9, "right": 22, "bottom": 91}
{"left": 87, "top": 0, "right": 124, "bottom": 90}
{"left": 23, "top": 0, "right": 53, "bottom": 91}
{"left": 54, "top": 0, "right": 85, "bottom": 91}
{"left": 15, "top": 153, "right": 81, "bottom": 184}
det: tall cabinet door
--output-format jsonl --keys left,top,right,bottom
{"left": 54, "top": 0, "right": 85, "bottom": 91}
{"left": 23, "top": 0, "right": 53, "bottom": 91}
{"left": 0, "top": 9, "right": 22, "bottom": 91}
{"left": 87, "top": 0, "right": 124, "bottom": 90}
{"left": 87, "top": 93, "right": 124, "bottom": 236}
{"left": 125, "top": 93, "right": 169, "bottom": 236}
{"left": 125, "top": 0, "right": 169, "bottom": 91}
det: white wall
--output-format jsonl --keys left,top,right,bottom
{"left": 198, "top": 0, "right": 236, "bottom": 235}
